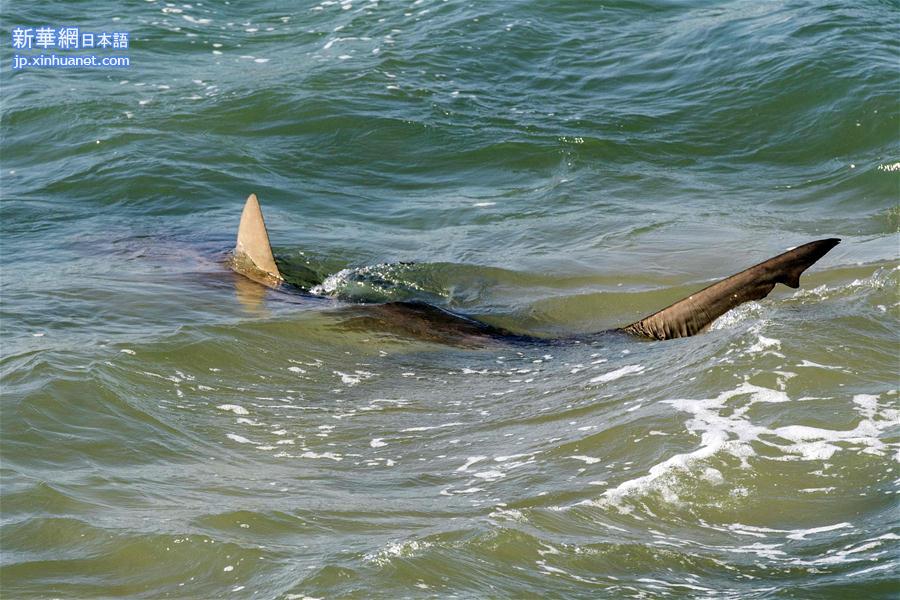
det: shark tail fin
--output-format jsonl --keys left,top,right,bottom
{"left": 621, "top": 238, "right": 840, "bottom": 340}
{"left": 231, "top": 193, "right": 283, "bottom": 286}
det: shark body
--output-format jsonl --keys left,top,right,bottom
{"left": 229, "top": 194, "right": 840, "bottom": 344}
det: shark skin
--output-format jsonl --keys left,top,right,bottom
{"left": 620, "top": 238, "right": 841, "bottom": 340}
{"left": 230, "top": 193, "right": 284, "bottom": 287}
{"left": 333, "top": 300, "right": 532, "bottom": 347}
{"left": 228, "top": 194, "right": 840, "bottom": 343}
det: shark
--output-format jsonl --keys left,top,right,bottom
{"left": 228, "top": 194, "right": 840, "bottom": 344}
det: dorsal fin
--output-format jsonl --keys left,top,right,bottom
{"left": 232, "top": 193, "right": 282, "bottom": 284}
{"left": 621, "top": 238, "right": 840, "bottom": 340}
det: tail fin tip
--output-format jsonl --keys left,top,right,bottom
{"left": 776, "top": 238, "right": 841, "bottom": 289}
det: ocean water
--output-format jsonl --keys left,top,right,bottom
{"left": 1, "top": 0, "right": 898, "bottom": 598}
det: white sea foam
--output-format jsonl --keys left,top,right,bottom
{"left": 786, "top": 533, "right": 897, "bottom": 567}
{"left": 797, "top": 359, "right": 848, "bottom": 372}
{"left": 586, "top": 384, "right": 896, "bottom": 510}
{"left": 333, "top": 370, "right": 374, "bottom": 386}
{"left": 852, "top": 394, "right": 880, "bottom": 419}
{"left": 299, "top": 451, "right": 342, "bottom": 461}
{"left": 589, "top": 364, "right": 645, "bottom": 383}
{"left": 365, "top": 539, "right": 432, "bottom": 566}
{"left": 569, "top": 455, "right": 601, "bottom": 465}
{"left": 182, "top": 14, "right": 211, "bottom": 25}
{"left": 440, "top": 486, "right": 483, "bottom": 496}
{"left": 489, "top": 507, "right": 525, "bottom": 521}
{"left": 401, "top": 422, "right": 464, "bottom": 432}
{"left": 494, "top": 452, "right": 536, "bottom": 462}
{"left": 709, "top": 301, "right": 762, "bottom": 330}
{"left": 799, "top": 486, "right": 836, "bottom": 493}
{"left": 217, "top": 404, "right": 249, "bottom": 415}
{"left": 748, "top": 334, "right": 783, "bottom": 357}
{"left": 729, "top": 542, "right": 787, "bottom": 560}
{"left": 310, "top": 269, "right": 350, "bottom": 295}
{"left": 785, "top": 522, "right": 853, "bottom": 541}
{"left": 473, "top": 470, "right": 505, "bottom": 481}
{"left": 456, "top": 456, "right": 487, "bottom": 471}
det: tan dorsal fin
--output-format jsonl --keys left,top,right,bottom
{"left": 233, "top": 193, "right": 282, "bottom": 284}
{"left": 621, "top": 238, "right": 840, "bottom": 340}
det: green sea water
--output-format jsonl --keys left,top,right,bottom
{"left": 1, "top": 1, "right": 898, "bottom": 598}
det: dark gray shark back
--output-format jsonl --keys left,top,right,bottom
{"left": 228, "top": 194, "right": 840, "bottom": 343}
{"left": 620, "top": 238, "right": 840, "bottom": 340}
{"left": 334, "top": 300, "right": 536, "bottom": 346}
